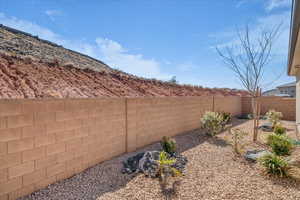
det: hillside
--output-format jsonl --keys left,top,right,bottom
{"left": 0, "top": 25, "right": 248, "bottom": 98}
{"left": 0, "top": 24, "right": 112, "bottom": 72}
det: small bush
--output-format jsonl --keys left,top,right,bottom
{"left": 201, "top": 111, "right": 224, "bottom": 136}
{"left": 266, "top": 110, "right": 283, "bottom": 128}
{"left": 259, "top": 153, "right": 289, "bottom": 177}
{"left": 229, "top": 128, "right": 248, "bottom": 154}
{"left": 274, "top": 124, "right": 286, "bottom": 135}
{"left": 220, "top": 112, "right": 232, "bottom": 124}
{"left": 161, "top": 136, "right": 176, "bottom": 155}
{"left": 267, "top": 134, "right": 294, "bottom": 156}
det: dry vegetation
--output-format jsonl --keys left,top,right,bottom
{"left": 0, "top": 53, "right": 248, "bottom": 98}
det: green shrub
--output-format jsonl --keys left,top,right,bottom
{"left": 201, "top": 111, "right": 224, "bottom": 136}
{"left": 220, "top": 112, "right": 232, "bottom": 124}
{"left": 160, "top": 136, "right": 176, "bottom": 155}
{"left": 274, "top": 124, "right": 286, "bottom": 135}
{"left": 259, "top": 153, "right": 289, "bottom": 177}
{"left": 267, "top": 134, "right": 294, "bottom": 156}
{"left": 266, "top": 110, "right": 283, "bottom": 128}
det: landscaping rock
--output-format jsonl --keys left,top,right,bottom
{"left": 139, "top": 151, "right": 160, "bottom": 177}
{"left": 244, "top": 150, "right": 271, "bottom": 162}
{"left": 172, "top": 154, "right": 188, "bottom": 173}
{"left": 121, "top": 152, "right": 145, "bottom": 174}
{"left": 122, "top": 151, "right": 188, "bottom": 177}
{"left": 237, "top": 114, "right": 253, "bottom": 119}
{"left": 259, "top": 123, "right": 273, "bottom": 132}
{"left": 291, "top": 140, "right": 300, "bottom": 146}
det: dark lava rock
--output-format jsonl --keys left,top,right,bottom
{"left": 259, "top": 123, "right": 273, "bottom": 132}
{"left": 122, "top": 152, "right": 145, "bottom": 174}
{"left": 122, "top": 151, "right": 188, "bottom": 177}
{"left": 171, "top": 154, "right": 188, "bottom": 173}
{"left": 138, "top": 151, "right": 160, "bottom": 177}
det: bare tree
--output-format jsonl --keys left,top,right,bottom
{"left": 216, "top": 24, "right": 281, "bottom": 141}
{"left": 216, "top": 24, "right": 282, "bottom": 96}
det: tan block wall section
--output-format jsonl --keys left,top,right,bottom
{"left": 127, "top": 97, "right": 214, "bottom": 150}
{"left": 0, "top": 99, "right": 127, "bottom": 200}
{"left": 241, "top": 97, "right": 296, "bottom": 121}
{"left": 214, "top": 96, "right": 242, "bottom": 116}
{"left": 0, "top": 97, "right": 241, "bottom": 199}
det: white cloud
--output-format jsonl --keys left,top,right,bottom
{"left": 213, "top": 11, "right": 290, "bottom": 58}
{"left": 0, "top": 12, "right": 65, "bottom": 44}
{"left": 0, "top": 13, "right": 171, "bottom": 80}
{"left": 236, "top": 0, "right": 291, "bottom": 11}
{"left": 94, "top": 38, "right": 171, "bottom": 79}
{"left": 256, "top": 11, "right": 290, "bottom": 56}
{"left": 265, "top": 0, "right": 291, "bottom": 11}
{"left": 45, "top": 10, "right": 62, "bottom": 21}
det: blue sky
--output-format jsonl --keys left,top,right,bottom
{"left": 0, "top": 0, "right": 294, "bottom": 90}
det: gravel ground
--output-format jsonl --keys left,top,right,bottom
{"left": 20, "top": 119, "right": 300, "bottom": 200}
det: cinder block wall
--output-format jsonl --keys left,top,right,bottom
{"left": 0, "top": 99, "right": 127, "bottom": 200}
{"left": 241, "top": 97, "right": 296, "bottom": 120}
{"left": 214, "top": 96, "right": 241, "bottom": 116}
{"left": 0, "top": 96, "right": 241, "bottom": 199}
{"left": 127, "top": 97, "right": 214, "bottom": 150}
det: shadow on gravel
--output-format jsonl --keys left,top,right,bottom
{"left": 19, "top": 119, "right": 249, "bottom": 200}
{"left": 267, "top": 176, "right": 300, "bottom": 190}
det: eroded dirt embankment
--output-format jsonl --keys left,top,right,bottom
{"left": 0, "top": 54, "right": 248, "bottom": 98}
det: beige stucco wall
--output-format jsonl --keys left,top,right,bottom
{"left": 0, "top": 96, "right": 242, "bottom": 199}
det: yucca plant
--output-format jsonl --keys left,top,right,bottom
{"left": 259, "top": 153, "right": 289, "bottom": 177}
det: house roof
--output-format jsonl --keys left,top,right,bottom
{"left": 277, "top": 81, "right": 296, "bottom": 88}
{"left": 288, "top": 0, "right": 300, "bottom": 76}
{"left": 262, "top": 89, "right": 278, "bottom": 94}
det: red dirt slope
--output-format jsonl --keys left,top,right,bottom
{"left": 0, "top": 54, "right": 248, "bottom": 98}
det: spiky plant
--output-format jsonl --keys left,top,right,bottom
{"left": 161, "top": 136, "right": 176, "bottom": 155}
{"left": 259, "top": 153, "right": 289, "bottom": 177}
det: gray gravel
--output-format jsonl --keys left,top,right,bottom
{"left": 20, "top": 119, "right": 300, "bottom": 200}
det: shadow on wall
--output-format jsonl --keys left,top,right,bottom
{"left": 19, "top": 118, "right": 247, "bottom": 200}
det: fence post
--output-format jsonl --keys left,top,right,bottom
{"left": 212, "top": 95, "right": 215, "bottom": 112}
{"left": 125, "top": 98, "right": 128, "bottom": 152}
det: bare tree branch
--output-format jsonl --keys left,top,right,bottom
{"left": 216, "top": 23, "right": 282, "bottom": 97}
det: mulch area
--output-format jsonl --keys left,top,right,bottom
{"left": 20, "top": 119, "right": 300, "bottom": 200}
